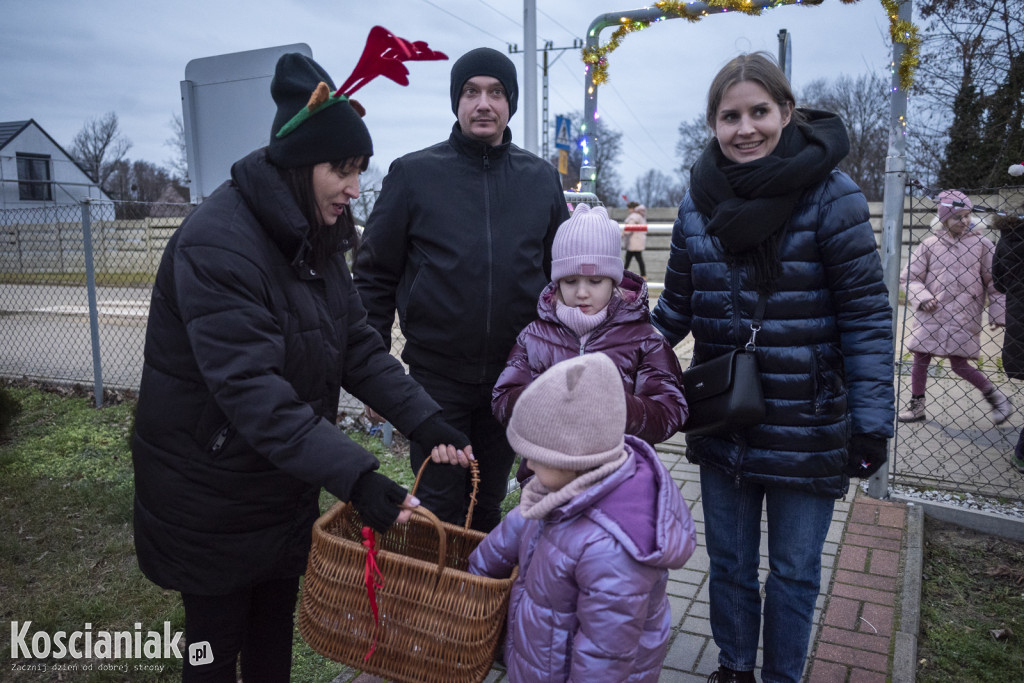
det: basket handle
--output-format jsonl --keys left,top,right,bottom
{"left": 404, "top": 504, "right": 448, "bottom": 578}
{"left": 411, "top": 457, "right": 480, "bottom": 530}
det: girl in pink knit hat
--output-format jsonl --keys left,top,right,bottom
{"left": 490, "top": 203, "right": 688, "bottom": 484}
{"left": 898, "top": 189, "right": 1011, "bottom": 424}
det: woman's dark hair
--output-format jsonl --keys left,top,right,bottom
{"left": 279, "top": 155, "right": 368, "bottom": 268}
{"left": 705, "top": 52, "right": 803, "bottom": 130}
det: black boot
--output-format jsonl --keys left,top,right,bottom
{"left": 707, "top": 665, "right": 757, "bottom": 682}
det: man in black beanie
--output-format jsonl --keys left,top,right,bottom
{"left": 354, "top": 47, "right": 570, "bottom": 532}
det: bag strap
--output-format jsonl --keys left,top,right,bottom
{"left": 745, "top": 292, "right": 769, "bottom": 351}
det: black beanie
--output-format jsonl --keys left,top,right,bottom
{"left": 449, "top": 47, "right": 518, "bottom": 119}
{"left": 268, "top": 53, "right": 373, "bottom": 169}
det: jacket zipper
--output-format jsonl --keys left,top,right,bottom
{"left": 481, "top": 148, "right": 493, "bottom": 383}
{"left": 211, "top": 427, "right": 230, "bottom": 453}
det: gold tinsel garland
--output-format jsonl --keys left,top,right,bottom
{"left": 581, "top": 0, "right": 920, "bottom": 91}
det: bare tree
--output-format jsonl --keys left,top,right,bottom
{"left": 914, "top": 0, "right": 1024, "bottom": 187}
{"left": 68, "top": 112, "right": 132, "bottom": 191}
{"left": 628, "top": 169, "right": 685, "bottom": 208}
{"left": 800, "top": 73, "right": 889, "bottom": 201}
{"left": 165, "top": 114, "right": 189, "bottom": 183}
{"left": 351, "top": 163, "right": 385, "bottom": 226}
{"left": 675, "top": 114, "right": 711, "bottom": 191}
{"left": 104, "top": 159, "right": 175, "bottom": 203}
{"left": 548, "top": 112, "right": 624, "bottom": 206}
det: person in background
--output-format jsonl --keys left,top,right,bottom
{"left": 353, "top": 47, "right": 569, "bottom": 532}
{"left": 131, "top": 52, "right": 469, "bottom": 683}
{"left": 898, "top": 190, "right": 1010, "bottom": 425}
{"left": 992, "top": 205, "right": 1024, "bottom": 472}
{"left": 461, "top": 353, "right": 696, "bottom": 682}
{"left": 492, "top": 203, "right": 687, "bottom": 484}
{"left": 649, "top": 52, "right": 895, "bottom": 683}
{"left": 622, "top": 200, "right": 649, "bottom": 279}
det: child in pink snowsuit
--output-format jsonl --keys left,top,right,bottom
{"left": 898, "top": 189, "right": 1011, "bottom": 424}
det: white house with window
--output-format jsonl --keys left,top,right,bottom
{"left": 0, "top": 120, "right": 112, "bottom": 212}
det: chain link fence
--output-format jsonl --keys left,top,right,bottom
{"left": 893, "top": 186, "right": 1024, "bottom": 503}
{"left": 1, "top": 201, "right": 186, "bottom": 396}
{"left": 2, "top": 190, "right": 1023, "bottom": 505}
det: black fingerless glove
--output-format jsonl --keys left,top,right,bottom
{"left": 349, "top": 470, "right": 408, "bottom": 533}
{"left": 408, "top": 414, "right": 470, "bottom": 453}
{"left": 845, "top": 435, "right": 889, "bottom": 478}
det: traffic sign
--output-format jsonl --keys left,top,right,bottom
{"left": 554, "top": 116, "right": 572, "bottom": 151}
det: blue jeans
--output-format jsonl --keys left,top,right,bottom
{"left": 701, "top": 467, "right": 835, "bottom": 683}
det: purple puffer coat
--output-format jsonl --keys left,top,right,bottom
{"left": 468, "top": 437, "right": 696, "bottom": 682}
{"left": 492, "top": 271, "right": 687, "bottom": 444}
{"left": 901, "top": 222, "right": 1005, "bottom": 358}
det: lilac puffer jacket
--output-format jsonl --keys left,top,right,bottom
{"left": 492, "top": 271, "right": 687, "bottom": 444}
{"left": 468, "top": 437, "right": 696, "bottom": 682}
{"left": 901, "top": 222, "right": 1005, "bottom": 359}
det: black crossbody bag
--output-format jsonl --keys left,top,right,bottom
{"left": 680, "top": 292, "right": 768, "bottom": 436}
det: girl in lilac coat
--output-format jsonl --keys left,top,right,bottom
{"left": 899, "top": 190, "right": 1010, "bottom": 424}
{"left": 468, "top": 353, "right": 696, "bottom": 682}
{"left": 493, "top": 204, "right": 687, "bottom": 478}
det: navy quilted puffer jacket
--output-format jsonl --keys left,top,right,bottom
{"left": 651, "top": 170, "right": 895, "bottom": 498}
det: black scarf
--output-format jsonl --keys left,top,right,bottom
{"left": 689, "top": 109, "right": 850, "bottom": 292}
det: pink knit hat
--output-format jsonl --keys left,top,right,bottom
{"left": 506, "top": 353, "right": 625, "bottom": 470}
{"left": 551, "top": 204, "right": 624, "bottom": 285}
{"left": 936, "top": 190, "right": 973, "bottom": 224}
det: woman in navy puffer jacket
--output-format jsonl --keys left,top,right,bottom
{"left": 650, "top": 53, "right": 894, "bottom": 683}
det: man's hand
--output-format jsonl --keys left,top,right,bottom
{"left": 429, "top": 444, "right": 475, "bottom": 468}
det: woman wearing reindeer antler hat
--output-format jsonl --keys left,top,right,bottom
{"left": 131, "top": 31, "right": 460, "bottom": 681}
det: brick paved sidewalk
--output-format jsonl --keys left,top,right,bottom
{"left": 806, "top": 494, "right": 917, "bottom": 683}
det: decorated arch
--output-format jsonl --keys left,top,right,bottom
{"left": 575, "top": 0, "right": 920, "bottom": 191}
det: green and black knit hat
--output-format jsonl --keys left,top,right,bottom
{"left": 267, "top": 27, "right": 448, "bottom": 169}
{"left": 268, "top": 52, "right": 372, "bottom": 169}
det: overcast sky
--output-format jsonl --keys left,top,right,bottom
{"left": 1, "top": 0, "right": 896, "bottom": 194}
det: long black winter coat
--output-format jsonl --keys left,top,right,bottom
{"left": 651, "top": 170, "right": 895, "bottom": 498}
{"left": 352, "top": 124, "right": 569, "bottom": 385}
{"left": 132, "top": 149, "right": 441, "bottom": 595}
{"left": 994, "top": 223, "right": 1024, "bottom": 379}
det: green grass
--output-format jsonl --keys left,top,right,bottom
{"left": 0, "top": 383, "right": 496, "bottom": 682}
{"left": 916, "top": 517, "right": 1024, "bottom": 682}
{"left": 0, "top": 272, "right": 155, "bottom": 286}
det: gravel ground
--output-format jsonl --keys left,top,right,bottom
{"left": 865, "top": 480, "right": 1024, "bottom": 519}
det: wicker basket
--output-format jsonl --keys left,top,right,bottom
{"left": 298, "top": 460, "right": 517, "bottom": 683}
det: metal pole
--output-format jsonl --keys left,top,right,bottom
{"left": 523, "top": 0, "right": 538, "bottom": 155}
{"left": 777, "top": 29, "right": 792, "bottom": 82}
{"left": 582, "top": 7, "right": 670, "bottom": 193}
{"left": 869, "top": 0, "right": 912, "bottom": 499}
{"left": 81, "top": 199, "right": 104, "bottom": 408}
{"left": 542, "top": 48, "right": 550, "bottom": 162}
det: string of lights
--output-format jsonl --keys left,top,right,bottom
{"left": 582, "top": 0, "right": 920, "bottom": 90}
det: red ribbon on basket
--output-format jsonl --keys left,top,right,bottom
{"left": 361, "top": 526, "right": 385, "bottom": 661}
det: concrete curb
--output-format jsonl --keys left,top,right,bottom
{"left": 891, "top": 502, "right": 923, "bottom": 683}
{"left": 891, "top": 494, "right": 1024, "bottom": 542}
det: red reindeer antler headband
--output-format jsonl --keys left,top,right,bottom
{"left": 276, "top": 26, "right": 447, "bottom": 139}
